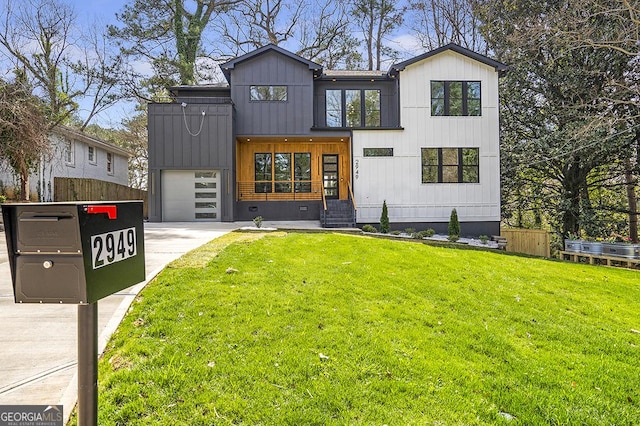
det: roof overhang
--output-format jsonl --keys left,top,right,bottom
{"left": 391, "top": 43, "right": 508, "bottom": 75}
{"left": 219, "top": 44, "right": 323, "bottom": 83}
{"left": 53, "top": 125, "right": 132, "bottom": 158}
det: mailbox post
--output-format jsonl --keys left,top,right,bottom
{"left": 2, "top": 201, "right": 146, "bottom": 426}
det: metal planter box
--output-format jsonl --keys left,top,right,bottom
{"left": 564, "top": 239, "right": 583, "bottom": 253}
{"left": 602, "top": 242, "right": 640, "bottom": 259}
{"left": 580, "top": 241, "right": 603, "bottom": 255}
{"left": 2, "top": 201, "right": 145, "bottom": 304}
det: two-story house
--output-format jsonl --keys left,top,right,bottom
{"left": 148, "top": 43, "right": 506, "bottom": 236}
{"left": 0, "top": 125, "right": 130, "bottom": 201}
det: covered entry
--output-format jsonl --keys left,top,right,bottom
{"left": 235, "top": 137, "right": 351, "bottom": 203}
{"left": 162, "top": 170, "right": 221, "bottom": 221}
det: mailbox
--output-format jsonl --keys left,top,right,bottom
{"left": 2, "top": 201, "right": 145, "bottom": 304}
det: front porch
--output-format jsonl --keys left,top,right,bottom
{"left": 235, "top": 136, "right": 355, "bottom": 226}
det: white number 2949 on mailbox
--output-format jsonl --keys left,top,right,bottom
{"left": 91, "top": 227, "right": 137, "bottom": 269}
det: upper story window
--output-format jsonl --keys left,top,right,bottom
{"left": 250, "top": 85, "right": 288, "bottom": 101}
{"left": 326, "top": 89, "right": 381, "bottom": 128}
{"left": 64, "top": 141, "right": 74, "bottom": 165}
{"left": 106, "top": 152, "right": 113, "bottom": 175}
{"left": 88, "top": 146, "right": 96, "bottom": 164}
{"left": 421, "top": 148, "right": 479, "bottom": 183}
{"left": 431, "top": 81, "right": 481, "bottom": 116}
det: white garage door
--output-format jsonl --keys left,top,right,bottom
{"left": 162, "top": 170, "right": 220, "bottom": 221}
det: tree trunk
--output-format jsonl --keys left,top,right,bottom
{"left": 20, "top": 162, "right": 29, "bottom": 201}
{"left": 625, "top": 158, "right": 638, "bottom": 242}
{"left": 561, "top": 160, "right": 583, "bottom": 237}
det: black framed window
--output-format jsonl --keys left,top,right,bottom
{"left": 363, "top": 148, "right": 393, "bottom": 157}
{"left": 431, "top": 81, "right": 481, "bottom": 116}
{"left": 294, "top": 153, "right": 311, "bottom": 193}
{"left": 274, "top": 153, "right": 292, "bottom": 193}
{"left": 250, "top": 85, "right": 288, "bottom": 101}
{"left": 326, "top": 90, "right": 342, "bottom": 127}
{"left": 421, "top": 148, "right": 479, "bottom": 183}
{"left": 326, "top": 89, "right": 381, "bottom": 127}
{"left": 254, "top": 152, "right": 312, "bottom": 193}
{"left": 255, "top": 153, "right": 272, "bottom": 193}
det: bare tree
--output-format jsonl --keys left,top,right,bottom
{"left": 0, "top": 0, "right": 121, "bottom": 127}
{"left": 0, "top": 0, "right": 78, "bottom": 124}
{"left": 296, "top": 1, "right": 362, "bottom": 69}
{"left": 216, "top": 0, "right": 304, "bottom": 53}
{"left": 213, "top": 0, "right": 362, "bottom": 69}
{"left": 351, "top": 0, "right": 406, "bottom": 70}
{"left": 410, "top": 0, "right": 486, "bottom": 53}
{"left": 68, "top": 24, "right": 124, "bottom": 130}
{"left": 0, "top": 77, "right": 50, "bottom": 200}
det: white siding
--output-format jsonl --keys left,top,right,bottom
{"left": 0, "top": 128, "right": 130, "bottom": 201}
{"left": 354, "top": 50, "right": 500, "bottom": 225}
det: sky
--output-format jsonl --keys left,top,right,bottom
{"left": 66, "top": 0, "right": 131, "bottom": 127}
{"left": 73, "top": 0, "right": 127, "bottom": 24}
{"left": 24, "top": 0, "right": 423, "bottom": 128}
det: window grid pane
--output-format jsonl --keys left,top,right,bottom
{"left": 255, "top": 153, "right": 272, "bottom": 193}
{"left": 431, "top": 81, "right": 481, "bottom": 116}
{"left": 364, "top": 90, "right": 381, "bottom": 127}
{"left": 294, "top": 153, "right": 311, "bottom": 193}
{"left": 274, "top": 153, "right": 292, "bottom": 193}
{"left": 345, "top": 90, "right": 361, "bottom": 127}
{"left": 250, "top": 85, "right": 287, "bottom": 101}
{"left": 421, "top": 148, "right": 479, "bottom": 183}
{"left": 326, "top": 90, "right": 342, "bottom": 127}
{"left": 363, "top": 148, "right": 393, "bottom": 157}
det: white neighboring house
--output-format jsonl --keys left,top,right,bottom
{"left": 0, "top": 125, "right": 130, "bottom": 201}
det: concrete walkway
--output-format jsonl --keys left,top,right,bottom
{"left": 0, "top": 221, "right": 321, "bottom": 423}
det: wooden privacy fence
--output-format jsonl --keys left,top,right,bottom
{"left": 500, "top": 228, "right": 550, "bottom": 258}
{"left": 54, "top": 177, "right": 148, "bottom": 218}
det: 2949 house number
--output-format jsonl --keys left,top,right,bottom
{"left": 91, "top": 227, "right": 137, "bottom": 269}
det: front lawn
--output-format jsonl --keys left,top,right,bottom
{"left": 79, "top": 232, "right": 640, "bottom": 425}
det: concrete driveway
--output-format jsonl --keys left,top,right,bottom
{"left": 0, "top": 222, "right": 238, "bottom": 422}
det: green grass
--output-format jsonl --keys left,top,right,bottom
{"left": 79, "top": 232, "right": 640, "bottom": 425}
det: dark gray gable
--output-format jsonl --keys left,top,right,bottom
{"left": 391, "top": 43, "right": 508, "bottom": 74}
{"left": 220, "top": 44, "right": 323, "bottom": 82}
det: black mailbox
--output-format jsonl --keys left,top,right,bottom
{"left": 2, "top": 201, "right": 145, "bottom": 304}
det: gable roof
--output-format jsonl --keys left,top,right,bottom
{"left": 219, "top": 44, "right": 323, "bottom": 82}
{"left": 54, "top": 125, "right": 131, "bottom": 158}
{"left": 391, "top": 43, "right": 508, "bottom": 74}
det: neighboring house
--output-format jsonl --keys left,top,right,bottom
{"left": 148, "top": 43, "right": 507, "bottom": 235}
{"left": 0, "top": 125, "right": 130, "bottom": 201}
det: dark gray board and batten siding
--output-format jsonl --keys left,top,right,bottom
{"left": 230, "top": 50, "right": 316, "bottom": 136}
{"left": 147, "top": 101, "right": 235, "bottom": 222}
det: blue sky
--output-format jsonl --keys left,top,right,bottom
{"left": 50, "top": 1, "right": 421, "bottom": 127}
{"left": 71, "top": 0, "right": 126, "bottom": 23}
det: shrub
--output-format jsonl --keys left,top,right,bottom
{"left": 0, "top": 194, "right": 6, "bottom": 204}
{"left": 362, "top": 224, "right": 377, "bottom": 233}
{"left": 479, "top": 235, "right": 489, "bottom": 244}
{"left": 448, "top": 209, "right": 460, "bottom": 239}
{"left": 415, "top": 230, "right": 434, "bottom": 239}
{"left": 253, "top": 216, "right": 263, "bottom": 228}
{"left": 380, "top": 200, "right": 390, "bottom": 234}
{"left": 391, "top": 230, "right": 401, "bottom": 236}
{"left": 403, "top": 228, "right": 416, "bottom": 236}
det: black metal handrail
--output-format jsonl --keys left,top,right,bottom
{"left": 237, "top": 180, "right": 323, "bottom": 201}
